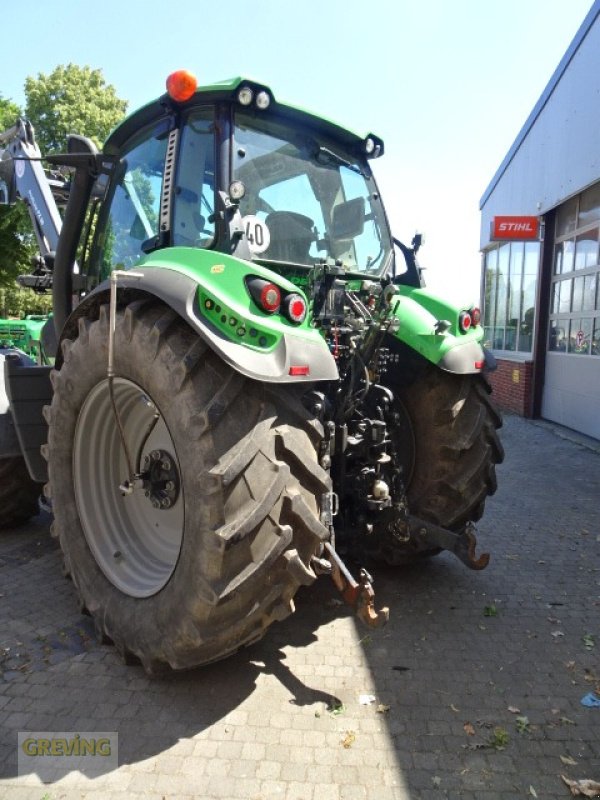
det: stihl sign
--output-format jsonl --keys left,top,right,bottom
{"left": 491, "top": 216, "right": 540, "bottom": 241}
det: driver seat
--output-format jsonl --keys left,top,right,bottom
{"left": 265, "top": 211, "right": 315, "bottom": 263}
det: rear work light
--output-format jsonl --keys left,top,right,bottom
{"left": 237, "top": 86, "right": 254, "bottom": 106}
{"left": 237, "top": 85, "right": 271, "bottom": 110}
{"left": 458, "top": 311, "right": 472, "bottom": 333}
{"left": 283, "top": 293, "right": 307, "bottom": 324}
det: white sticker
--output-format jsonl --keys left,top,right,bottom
{"left": 15, "top": 159, "right": 25, "bottom": 179}
{"left": 241, "top": 215, "right": 270, "bottom": 254}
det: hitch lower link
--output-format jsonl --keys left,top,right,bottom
{"left": 321, "top": 542, "right": 389, "bottom": 628}
{"left": 404, "top": 517, "right": 490, "bottom": 570}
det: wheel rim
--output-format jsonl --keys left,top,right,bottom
{"left": 74, "top": 377, "right": 184, "bottom": 598}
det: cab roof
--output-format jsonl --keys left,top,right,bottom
{"left": 104, "top": 76, "right": 384, "bottom": 157}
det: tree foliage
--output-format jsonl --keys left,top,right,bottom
{"left": 0, "top": 284, "right": 52, "bottom": 318}
{"left": 0, "top": 94, "right": 21, "bottom": 130}
{"left": 0, "top": 204, "right": 35, "bottom": 289}
{"left": 25, "top": 64, "right": 127, "bottom": 154}
{"left": 0, "top": 94, "right": 36, "bottom": 305}
{"left": 0, "top": 66, "right": 127, "bottom": 317}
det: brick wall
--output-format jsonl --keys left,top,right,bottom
{"left": 487, "top": 358, "right": 534, "bottom": 417}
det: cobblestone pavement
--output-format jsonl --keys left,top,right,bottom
{"left": 0, "top": 414, "right": 599, "bottom": 800}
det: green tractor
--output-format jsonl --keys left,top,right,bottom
{"left": 0, "top": 311, "right": 48, "bottom": 527}
{"left": 5, "top": 71, "right": 503, "bottom": 672}
{"left": 0, "top": 314, "right": 47, "bottom": 358}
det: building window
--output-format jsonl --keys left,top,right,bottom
{"left": 483, "top": 240, "right": 539, "bottom": 353}
{"left": 549, "top": 182, "right": 600, "bottom": 356}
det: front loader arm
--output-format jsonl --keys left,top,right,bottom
{"left": 0, "top": 119, "right": 63, "bottom": 256}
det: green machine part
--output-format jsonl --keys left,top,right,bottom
{"left": 0, "top": 315, "right": 48, "bottom": 358}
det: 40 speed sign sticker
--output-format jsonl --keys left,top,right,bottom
{"left": 241, "top": 215, "right": 271, "bottom": 254}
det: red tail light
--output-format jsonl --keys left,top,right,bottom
{"left": 283, "top": 293, "right": 307, "bottom": 324}
{"left": 246, "top": 276, "right": 307, "bottom": 323}
{"left": 458, "top": 311, "right": 472, "bottom": 332}
{"left": 471, "top": 307, "right": 481, "bottom": 326}
{"left": 246, "top": 277, "right": 281, "bottom": 314}
{"left": 260, "top": 283, "right": 281, "bottom": 313}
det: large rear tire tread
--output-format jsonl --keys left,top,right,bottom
{"left": 46, "top": 300, "right": 330, "bottom": 673}
{"left": 368, "top": 365, "right": 504, "bottom": 565}
{"left": 0, "top": 457, "right": 40, "bottom": 530}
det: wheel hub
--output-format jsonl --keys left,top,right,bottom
{"left": 141, "top": 449, "right": 180, "bottom": 510}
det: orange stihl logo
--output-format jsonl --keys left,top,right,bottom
{"left": 492, "top": 216, "right": 540, "bottom": 240}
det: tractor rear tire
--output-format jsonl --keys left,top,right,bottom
{"left": 0, "top": 456, "right": 40, "bottom": 530}
{"left": 368, "top": 365, "right": 504, "bottom": 565}
{"left": 45, "top": 299, "right": 330, "bottom": 673}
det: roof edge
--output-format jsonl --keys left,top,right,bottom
{"left": 479, "top": 1, "right": 600, "bottom": 210}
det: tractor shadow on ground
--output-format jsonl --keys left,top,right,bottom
{"left": 0, "top": 514, "right": 344, "bottom": 781}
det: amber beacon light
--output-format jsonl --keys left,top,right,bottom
{"left": 166, "top": 70, "right": 198, "bottom": 102}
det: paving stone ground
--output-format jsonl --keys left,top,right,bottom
{"left": 0, "top": 413, "right": 599, "bottom": 800}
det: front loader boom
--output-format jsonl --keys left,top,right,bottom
{"left": 0, "top": 119, "right": 63, "bottom": 258}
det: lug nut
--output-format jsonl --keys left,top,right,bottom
{"left": 162, "top": 460, "right": 171, "bottom": 471}
{"left": 161, "top": 497, "right": 172, "bottom": 509}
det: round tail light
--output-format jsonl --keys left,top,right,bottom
{"left": 459, "top": 311, "right": 472, "bottom": 332}
{"left": 284, "top": 293, "right": 307, "bottom": 324}
{"left": 471, "top": 307, "right": 481, "bottom": 326}
{"left": 259, "top": 283, "right": 281, "bottom": 313}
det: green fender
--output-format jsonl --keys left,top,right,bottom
{"left": 389, "top": 286, "right": 489, "bottom": 375}
{"left": 61, "top": 248, "right": 338, "bottom": 384}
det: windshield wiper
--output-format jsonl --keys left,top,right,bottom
{"left": 315, "top": 146, "right": 363, "bottom": 175}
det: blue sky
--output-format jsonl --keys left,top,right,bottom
{"left": 0, "top": 0, "right": 594, "bottom": 302}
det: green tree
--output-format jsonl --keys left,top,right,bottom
{"left": 0, "top": 284, "right": 52, "bottom": 317}
{"left": 0, "top": 94, "right": 35, "bottom": 298}
{"left": 24, "top": 64, "right": 127, "bottom": 154}
{"left": 0, "top": 67, "right": 127, "bottom": 318}
{"left": 0, "top": 94, "right": 21, "bottom": 129}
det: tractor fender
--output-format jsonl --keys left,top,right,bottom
{"left": 59, "top": 267, "right": 339, "bottom": 384}
{"left": 390, "top": 289, "right": 489, "bottom": 376}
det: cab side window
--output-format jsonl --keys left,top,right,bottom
{"left": 172, "top": 109, "right": 215, "bottom": 248}
{"left": 92, "top": 127, "right": 167, "bottom": 281}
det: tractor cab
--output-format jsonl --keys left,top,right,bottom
{"left": 83, "top": 74, "right": 394, "bottom": 291}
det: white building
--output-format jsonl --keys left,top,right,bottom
{"left": 480, "top": 0, "right": 600, "bottom": 439}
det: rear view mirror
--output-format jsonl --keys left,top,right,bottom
{"left": 331, "top": 197, "right": 365, "bottom": 240}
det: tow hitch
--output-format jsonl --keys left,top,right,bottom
{"left": 322, "top": 541, "right": 389, "bottom": 628}
{"left": 403, "top": 517, "right": 489, "bottom": 570}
